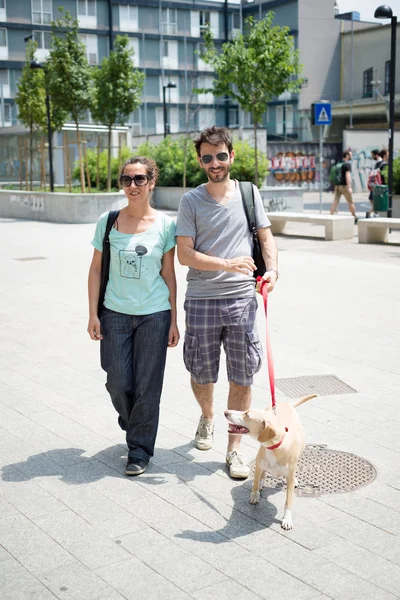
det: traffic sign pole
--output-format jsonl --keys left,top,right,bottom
{"left": 311, "top": 102, "right": 332, "bottom": 215}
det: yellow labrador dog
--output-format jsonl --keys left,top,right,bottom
{"left": 225, "top": 394, "right": 317, "bottom": 530}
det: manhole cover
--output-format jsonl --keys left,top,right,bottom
{"left": 276, "top": 374, "right": 356, "bottom": 397}
{"left": 14, "top": 257, "right": 47, "bottom": 262}
{"left": 251, "top": 444, "right": 376, "bottom": 498}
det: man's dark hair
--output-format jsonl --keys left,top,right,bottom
{"left": 371, "top": 149, "right": 380, "bottom": 156}
{"left": 194, "top": 126, "right": 233, "bottom": 156}
{"left": 380, "top": 149, "right": 388, "bottom": 160}
{"left": 342, "top": 150, "right": 351, "bottom": 160}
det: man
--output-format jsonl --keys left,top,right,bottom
{"left": 368, "top": 149, "right": 386, "bottom": 217}
{"left": 176, "top": 126, "right": 278, "bottom": 479}
{"left": 330, "top": 150, "right": 357, "bottom": 222}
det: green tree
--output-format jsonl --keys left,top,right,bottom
{"left": 15, "top": 41, "right": 47, "bottom": 190}
{"left": 48, "top": 8, "right": 94, "bottom": 192}
{"left": 199, "top": 13, "right": 303, "bottom": 185}
{"left": 91, "top": 35, "right": 144, "bottom": 191}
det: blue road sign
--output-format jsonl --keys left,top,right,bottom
{"left": 313, "top": 102, "right": 332, "bottom": 126}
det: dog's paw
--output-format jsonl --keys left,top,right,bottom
{"left": 249, "top": 491, "right": 260, "bottom": 504}
{"left": 281, "top": 508, "right": 293, "bottom": 530}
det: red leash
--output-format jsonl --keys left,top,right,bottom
{"left": 257, "top": 276, "right": 276, "bottom": 413}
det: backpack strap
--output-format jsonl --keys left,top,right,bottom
{"left": 239, "top": 181, "right": 256, "bottom": 232}
{"left": 98, "top": 210, "right": 120, "bottom": 317}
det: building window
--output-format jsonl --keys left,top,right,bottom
{"left": 285, "top": 104, "right": 294, "bottom": 134}
{"left": 80, "top": 34, "right": 98, "bottom": 65}
{"left": 163, "top": 41, "right": 169, "bottom": 58}
{"left": 229, "top": 108, "right": 239, "bottom": 127}
{"left": 276, "top": 105, "right": 284, "bottom": 135}
{"left": 32, "top": 0, "right": 52, "bottom": 25}
{"left": 0, "top": 28, "right": 6, "bottom": 46}
{"left": 33, "top": 30, "right": 51, "bottom": 50}
{"left": 78, "top": 0, "right": 96, "bottom": 18}
{"left": 384, "top": 60, "right": 390, "bottom": 95}
{"left": 0, "top": 0, "right": 5, "bottom": 8}
{"left": 200, "top": 10, "right": 210, "bottom": 33}
{"left": 162, "top": 8, "right": 177, "bottom": 35}
{"left": 119, "top": 5, "right": 138, "bottom": 31}
{"left": 0, "top": 68, "right": 7, "bottom": 84}
{"left": 363, "top": 68, "right": 373, "bottom": 98}
{"left": 128, "top": 37, "right": 139, "bottom": 65}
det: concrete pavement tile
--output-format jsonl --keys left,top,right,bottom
{"left": 0, "top": 545, "right": 12, "bottom": 562}
{"left": 320, "top": 493, "right": 400, "bottom": 535}
{"left": 57, "top": 487, "right": 147, "bottom": 538}
{"left": 293, "top": 497, "right": 345, "bottom": 525}
{"left": 0, "top": 514, "right": 76, "bottom": 574}
{"left": 38, "top": 561, "right": 127, "bottom": 600}
{"left": 0, "top": 495, "right": 19, "bottom": 519}
{"left": 322, "top": 515, "right": 400, "bottom": 564}
{"left": 0, "top": 479, "right": 67, "bottom": 519}
{"left": 217, "top": 553, "right": 319, "bottom": 600}
{"left": 0, "top": 381, "right": 46, "bottom": 415}
{"left": 34, "top": 508, "right": 131, "bottom": 570}
{"left": 0, "top": 558, "right": 59, "bottom": 599}
{"left": 355, "top": 481, "right": 400, "bottom": 513}
{"left": 262, "top": 543, "right": 396, "bottom": 600}
{"left": 96, "top": 556, "right": 192, "bottom": 599}
{"left": 91, "top": 473, "right": 152, "bottom": 502}
{"left": 315, "top": 539, "right": 400, "bottom": 596}
{"left": 117, "top": 527, "right": 227, "bottom": 594}
{"left": 191, "top": 579, "right": 263, "bottom": 600}
{"left": 151, "top": 446, "right": 192, "bottom": 467}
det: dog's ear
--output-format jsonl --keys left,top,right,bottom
{"left": 257, "top": 421, "right": 277, "bottom": 443}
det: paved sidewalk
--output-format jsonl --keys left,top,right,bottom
{"left": 0, "top": 216, "right": 400, "bottom": 600}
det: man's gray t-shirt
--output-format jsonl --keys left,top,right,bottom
{"left": 176, "top": 181, "right": 271, "bottom": 299}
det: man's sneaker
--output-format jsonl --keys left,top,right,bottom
{"left": 226, "top": 451, "right": 250, "bottom": 479}
{"left": 125, "top": 459, "right": 147, "bottom": 476}
{"left": 195, "top": 416, "right": 214, "bottom": 450}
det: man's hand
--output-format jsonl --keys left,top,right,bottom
{"left": 168, "top": 323, "right": 180, "bottom": 348}
{"left": 223, "top": 256, "right": 256, "bottom": 275}
{"left": 256, "top": 270, "right": 278, "bottom": 294}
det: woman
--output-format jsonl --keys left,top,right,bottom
{"left": 87, "top": 156, "right": 179, "bottom": 476}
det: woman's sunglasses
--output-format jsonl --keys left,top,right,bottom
{"left": 119, "top": 174, "right": 152, "bottom": 187}
{"left": 200, "top": 152, "right": 229, "bottom": 164}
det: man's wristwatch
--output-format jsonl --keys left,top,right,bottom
{"left": 268, "top": 268, "right": 279, "bottom": 280}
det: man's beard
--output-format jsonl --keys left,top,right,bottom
{"left": 207, "top": 164, "right": 231, "bottom": 183}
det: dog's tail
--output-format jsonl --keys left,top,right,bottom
{"left": 292, "top": 394, "right": 317, "bottom": 408}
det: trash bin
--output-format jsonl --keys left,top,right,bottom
{"left": 373, "top": 185, "right": 389, "bottom": 212}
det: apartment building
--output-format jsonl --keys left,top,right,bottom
{"left": 0, "top": 0, "right": 374, "bottom": 140}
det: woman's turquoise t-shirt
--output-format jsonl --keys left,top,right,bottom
{"left": 92, "top": 211, "right": 176, "bottom": 315}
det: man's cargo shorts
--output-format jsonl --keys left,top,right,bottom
{"left": 183, "top": 296, "right": 263, "bottom": 386}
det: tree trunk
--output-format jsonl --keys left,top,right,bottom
{"left": 64, "top": 130, "right": 72, "bottom": 193}
{"left": 19, "top": 137, "right": 23, "bottom": 191}
{"left": 183, "top": 137, "right": 187, "bottom": 188}
{"left": 29, "top": 128, "right": 33, "bottom": 191}
{"left": 96, "top": 134, "right": 101, "bottom": 190}
{"left": 83, "top": 140, "right": 92, "bottom": 193}
{"left": 24, "top": 138, "right": 28, "bottom": 191}
{"left": 76, "top": 125, "right": 86, "bottom": 194}
{"left": 253, "top": 119, "right": 259, "bottom": 188}
{"left": 107, "top": 127, "right": 112, "bottom": 192}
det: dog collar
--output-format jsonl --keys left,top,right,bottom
{"left": 266, "top": 427, "right": 288, "bottom": 450}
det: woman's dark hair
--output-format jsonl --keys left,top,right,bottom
{"left": 119, "top": 156, "right": 159, "bottom": 181}
{"left": 194, "top": 126, "right": 233, "bottom": 156}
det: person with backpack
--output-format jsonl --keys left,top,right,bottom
{"left": 367, "top": 149, "right": 386, "bottom": 217}
{"left": 176, "top": 126, "right": 278, "bottom": 480}
{"left": 87, "top": 156, "right": 179, "bottom": 476}
{"left": 329, "top": 150, "right": 357, "bottom": 222}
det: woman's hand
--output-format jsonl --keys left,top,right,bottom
{"left": 87, "top": 316, "right": 103, "bottom": 341}
{"left": 168, "top": 323, "right": 180, "bottom": 347}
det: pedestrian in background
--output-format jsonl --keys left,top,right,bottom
{"left": 87, "top": 156, "right": 179, "bottom": 476}
{"left": 330, "top": 150, "right": 358, "bottom": 223}
{"left": 176, "top": 126, "right": 278, "bottom": 480}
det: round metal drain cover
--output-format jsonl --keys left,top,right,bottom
{"left": 251, "top": 444, "right": 377, "bottom": 498}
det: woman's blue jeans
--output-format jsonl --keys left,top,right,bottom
{"left": 100, "top": 307, "right": 171, "bottom": 463}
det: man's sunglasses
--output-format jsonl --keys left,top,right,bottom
{"left": 119, "top": 174, "right": 152, "bottom": 187}
{"left": 200, "top": 152, "right": 229, "bottom": 164}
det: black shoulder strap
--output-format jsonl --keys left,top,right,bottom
{"left": 103, "top": 210, "right": 120, "bottom": 249}
{"left": 239, "top": 181, "right": 256, "bottom": 232}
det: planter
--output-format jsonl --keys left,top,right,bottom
{"left": 0, "top": 190, "right": 126, "bottom": 223}
{"left": 153, "top": 187, "right": 193, "bottom": 211}
{"left": 259, "top": 186, "right": 304, "bottom": 212}
{"left": 392, "top": 195, "right": 400, "bottom": 218}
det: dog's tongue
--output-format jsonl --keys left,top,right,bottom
{"left": 228, "top": 424, "right": 249, "bottom": 434}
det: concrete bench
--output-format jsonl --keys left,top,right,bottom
{"left": 358, "top": 217, "right": 400, "bottom": 243}
{"left": 266, "top": 212, "right": 355, "bottom": 241}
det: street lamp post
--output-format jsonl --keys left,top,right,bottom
{"left": 30, "top": 60, "right": 54, "bottom": 192}
{"left": 374, "top": 4, "right": 397, "bottom": 218}
{"left": 162, "top": 82, "right": 177, "bottom": 138}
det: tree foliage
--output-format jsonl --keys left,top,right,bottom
{"left": 47, "top": 8, "right": 93, "bottom": 191}
{"left": 15, "top": 41, "right": 46, "bottom": 135}
{"left": 199, "top": 12, "right": 303, "bottom": 184}
{"left": 91, "top": 35, "right": 144, "bottom": 191}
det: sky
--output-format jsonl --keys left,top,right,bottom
{"left": 337, "top": 0, "right": 392, "bottom": 23}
